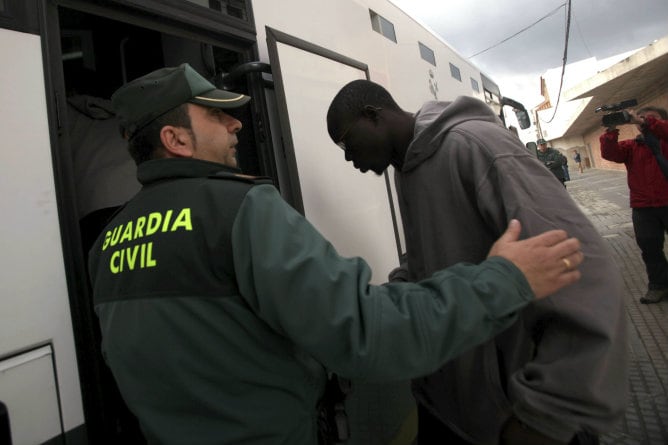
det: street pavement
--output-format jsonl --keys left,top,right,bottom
{"left": 565, "top": 168, "right": 668, "bottom": 445}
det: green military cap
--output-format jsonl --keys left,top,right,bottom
{"left": 111, "top": 63, "right": 250, "bottom": 138}
{"left": 536, "top": 138, "right": 547, "bottom": 144}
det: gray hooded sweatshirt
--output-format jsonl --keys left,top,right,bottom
{"left": 395, "top": 97, "right": 627, "bottom": 443}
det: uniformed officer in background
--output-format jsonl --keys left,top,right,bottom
{"left": 536, "top": 138, "right": 567, "bottom": 186}
{"left": 87, "top": 63, "right": 583, "bottom": 445}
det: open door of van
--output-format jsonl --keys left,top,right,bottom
{"left": 266, "top": 27, "right": 416, "bottom": 445}
{"left": 266, "top": 27, "right": 403, "bottom": 279}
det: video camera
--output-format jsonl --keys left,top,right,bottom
{"left": 594, "top": 99, "right": 638, "bottom": 127}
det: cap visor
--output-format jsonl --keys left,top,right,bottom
{"left": 190, "top": 88, "right": 250, "bottom": 109}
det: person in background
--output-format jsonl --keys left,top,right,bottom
{"left": 574, "top": 149, "right": 584, "bottom": 173}
{"left": 87, "top": 64, "right": 584, "bottom": 445}
{"left": 327, "top": 79, "right": 628, "bottom": 445}
{"left": 600, "top": 106, "right": 668, "bottom": 303}
{"left": 536, "top": 138, "right": 567, "bottom": 186}
{"left": 562, "top": 155, "right": 571, "bottom": 181}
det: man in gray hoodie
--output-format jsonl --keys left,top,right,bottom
{"left": 326, "top": 80, "right": 628, "bottom": 445}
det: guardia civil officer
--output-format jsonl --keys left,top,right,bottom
{"left": 88, "top": 64, "right": 583, "bottom": 445}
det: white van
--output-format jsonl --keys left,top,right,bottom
{"left": 0, "top": 1, "right": 526, "bottom": 443}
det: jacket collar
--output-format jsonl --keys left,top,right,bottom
{"left": 137, "top": 158, "right": 241, "bottom": 185}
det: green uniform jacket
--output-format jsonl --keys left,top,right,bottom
{"left": 88, "top": 158, "right": 534, "bottom": 445}
{"left": 536, "top": 147, "right": 566, "bottom": 181}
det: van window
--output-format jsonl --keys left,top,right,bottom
{"left": 369, "top": 10, "right": 397, "bottom": 43}
{"left": 449, "top": 62, "right": 461, "bottom": 82}
{"left": 471, "top": 77, "right": 480, "bottom": 92}
{"left": 418, "top": 42, "right": 436, "bottom": 66}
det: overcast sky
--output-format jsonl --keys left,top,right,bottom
{"left": 390, "top": 0, "right": 668, "bottom": 109}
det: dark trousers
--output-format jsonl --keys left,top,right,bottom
{"left": 416, "top": 405, "right": 471, "bottom": 444}
{"left": 632, "top": 206, "right": 668, "bottom": 289}
{"left": 416, "top": 404, "right": 599, "bottom": 445}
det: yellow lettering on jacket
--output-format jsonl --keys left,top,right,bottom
{"left": 103, "top": 208, "right": 191, "bottom": 272}
{"left": 161, "top": 210, "right": 173, "bottom": 232}
{"left": 134, "top": 216, "right": 146, "bottom": 239}
{"left": 171, "top": 208, "right": 193, "bottom": 231}
{"left": 146, "top": 212, "right": 162, "bottom": 236}
{"left": 102, "top": 208, "right": 193, "bottom": 250}
{"left": 109, "top": 242, "right": 157, "bottom": 274}
{"left": 120, "top": 222, "right": 134, "bottom": 244}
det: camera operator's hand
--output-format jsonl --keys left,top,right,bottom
{"left": 628, "top": 110, "right": 651, "bottom": 133}
{"left": 627, "top": 109, "right": 644, "bottom": 126}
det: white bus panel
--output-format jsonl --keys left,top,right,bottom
{"left": 0, "top": 26, "right": 84, "bottom": 441}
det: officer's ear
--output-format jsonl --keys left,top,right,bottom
{"left": 160, "top": 125, "right": 194, "bottom": 158}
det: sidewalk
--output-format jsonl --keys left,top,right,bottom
{"left": 566, "top": 169, "right": 668, "bottom": 445}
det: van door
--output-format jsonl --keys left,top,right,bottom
{"left": 266, "top": 27, "right": 403, "bottom": 280}
{"left": 0, "top": 24, "right": 83, "bottom": 445}
{"left": 266, "top": 27, "right": 415, "bottom": 445}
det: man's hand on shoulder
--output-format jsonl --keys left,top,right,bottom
{"left": 487, "top": 219, "right": 582, "bottom": 299}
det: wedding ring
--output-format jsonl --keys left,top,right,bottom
{"left": 562, "top": 258, "right": 572, "bottom": 270}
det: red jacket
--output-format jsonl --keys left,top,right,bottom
{"left": 600, "top": 116, "right": 668, "bottom": 208}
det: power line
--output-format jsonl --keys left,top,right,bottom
{"left": 541, "top": 0, "right": 572, "bottom": 123}
{"left": 467, "top": 3, "right": 566, "bottom": 59}
{"left": 573, "top": 11, "right": 593, "bottom": 58}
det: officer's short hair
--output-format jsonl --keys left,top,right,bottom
{"left": 127, "top": 104, "right": 191, "bottom": 165}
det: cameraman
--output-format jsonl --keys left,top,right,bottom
{"left": 536, "top": 138, "right": 567, "bottom": 187}
{"left": 600, "top": 107, "right": 668, "bottom": 303}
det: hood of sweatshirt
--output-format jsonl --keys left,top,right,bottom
{"left": 402, "top": 96, "right": 502, "bottom": 172}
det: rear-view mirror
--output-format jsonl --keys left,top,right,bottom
{"left": 515, "top": 109, "right": 531, "bottom": 129}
